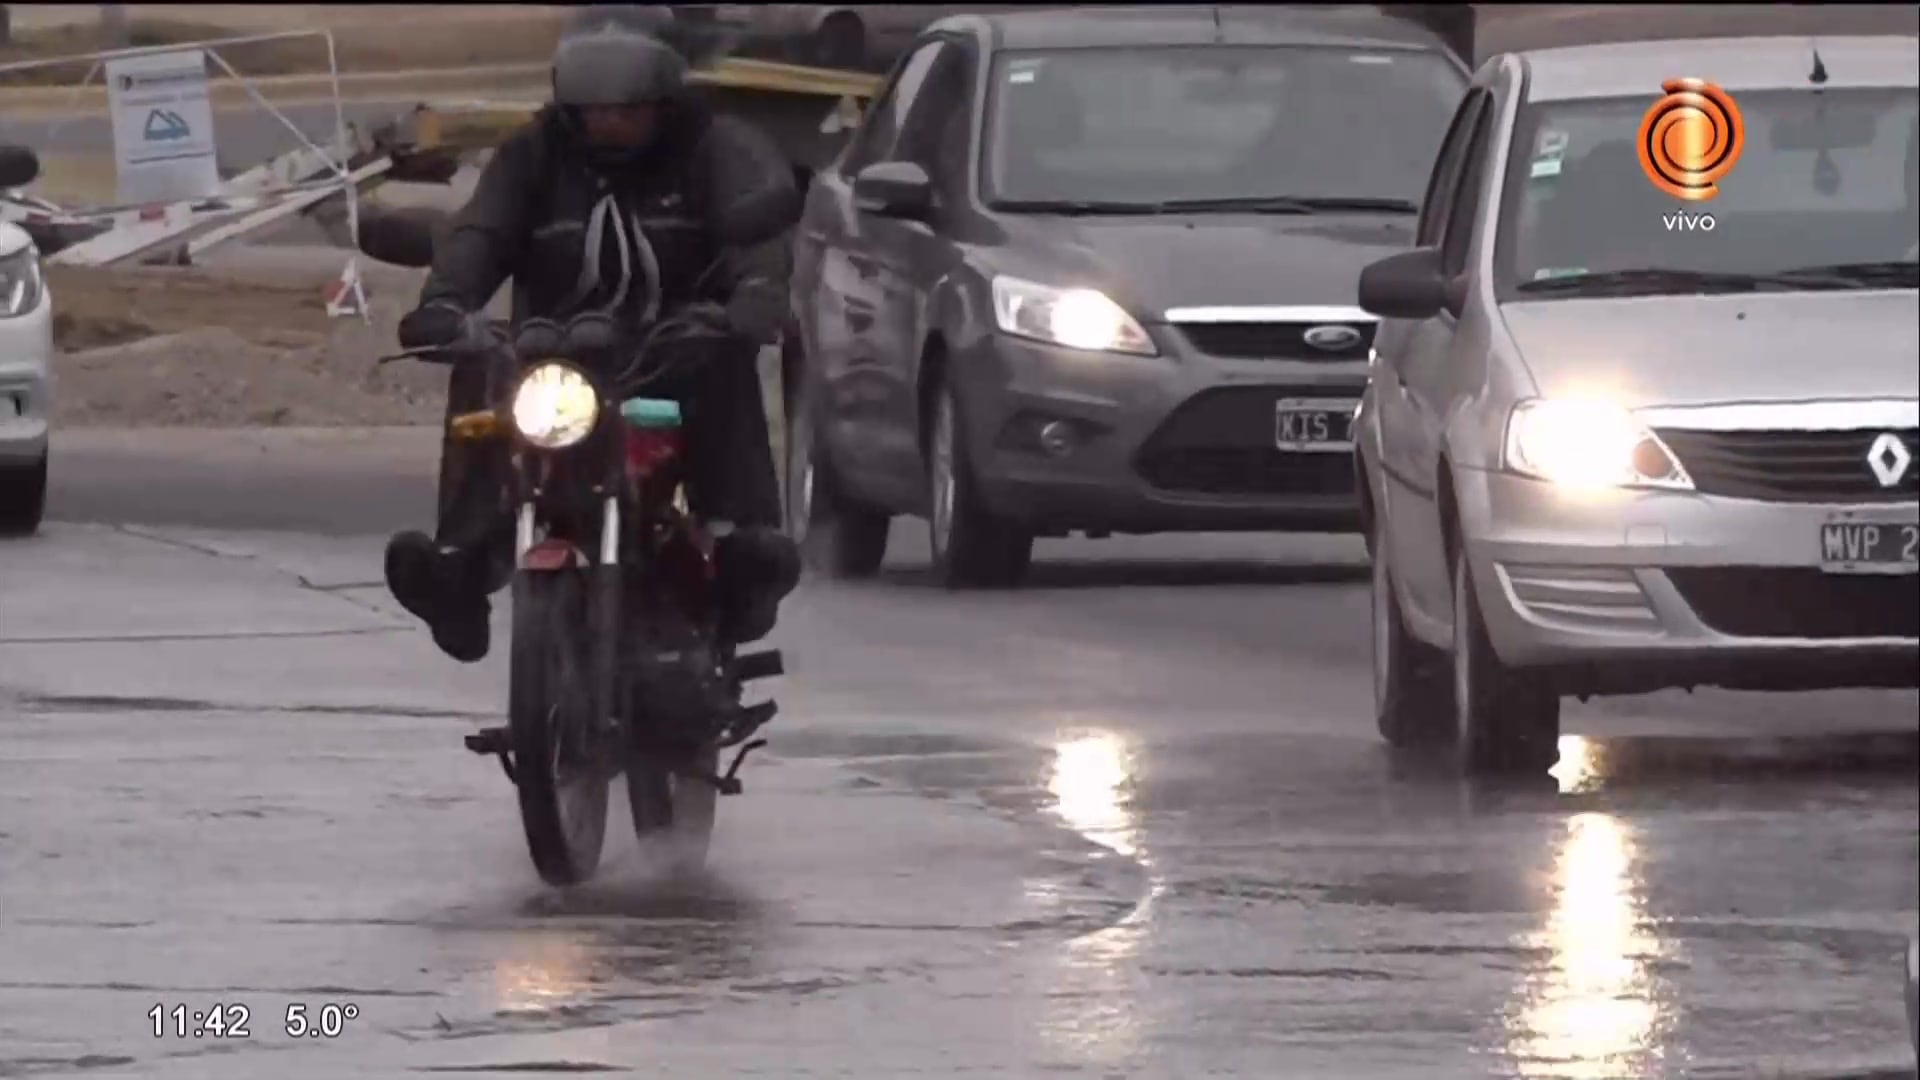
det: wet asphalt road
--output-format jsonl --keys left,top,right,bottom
{"left": 3, "top": 428, "right": 1915, "bottom": 1078}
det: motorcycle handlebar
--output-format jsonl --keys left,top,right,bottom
{"left": 376, "top": 307, "right": 737, "bottom": 388}
{"left": 375, "top": 313, "right": 510, "bottom": 366}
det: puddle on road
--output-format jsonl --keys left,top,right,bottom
{"left": 799, "top": 722, "right": 1916, "bottom": 1077}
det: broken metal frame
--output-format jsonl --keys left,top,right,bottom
{"left": 0, "top": 29, "right": 364, "bottom": 270}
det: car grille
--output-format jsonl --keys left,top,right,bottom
{"left": 1135, "top": 386, "right": 1360, "bottom": 497}
{"left": 1176, "top": 320, "right": 1376, "bottom": 361}
{"left": 1654, "top": 427, "right": 1920, "bottom": 503}
{"left": 1667, "top": 567, "right": 1920, "bottom": 639}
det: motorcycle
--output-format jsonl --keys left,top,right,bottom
{"left": 382, "top": 306, "right": 783, "bottom": 886}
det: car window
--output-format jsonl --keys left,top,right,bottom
{"left": 843, "top": 40, "right": 951, "bottom": 175}
{"left": 1498, "top": 85, "right": 1920, "bottom": 294}
{"left": 981, "top": 44, "right": 1467, "bottom": 206}
{"left": 1441, "top": 94, "right": 1496, "bottom": 276}
{"left": 1418, "top": 88, "right": 1490, "bottom": 247}
{"left": 894, "top": 42, "right": 973, "bottom": 176}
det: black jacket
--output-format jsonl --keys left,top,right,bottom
{"left": 417, "top": 92, "right": 799, "bottom": 339}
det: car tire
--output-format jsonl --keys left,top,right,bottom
{"left": 0, "top": 453, "right": 48, "bottom": 538}
{"left": 927, "top": 378, "right": 1032, "bottom": 590}
{"left": 1371, "top": 519, "right": 1453, "bottom": 747}
{"left": 1451, "top": 545, "right": 1561, "bottom": 775}
{"left": 787, "top": 379, "right": 889, "bottom": 579}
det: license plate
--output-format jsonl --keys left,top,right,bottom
{"left": 1274, "top": 398, "right": 1357, "bottom": 452}
{"left": 1819, "top": 514, "right": 1920, "bottom": 575}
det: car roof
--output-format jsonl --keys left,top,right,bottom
{"left": 929, "top": 4, "right": 1452, "bottom": 56}
{"left": 1516, "top": 35, "right": 1920, "bottom": 102}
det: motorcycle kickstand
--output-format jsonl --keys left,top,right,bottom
{"left": 464, "top": 726, "right": 517, "bottom": 785}
{"left": 686, "top": 738, "right": 769, "bottom": 796}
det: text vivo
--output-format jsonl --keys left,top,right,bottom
{"left": 1661, "top": 210, "right": 1717, "bottom": 232}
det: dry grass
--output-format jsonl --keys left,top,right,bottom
{"left": 0, "top": 12, "right": 567, "bottom": 88}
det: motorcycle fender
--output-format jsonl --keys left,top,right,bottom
{"left": 521, "top": 538, "right": 588, "bottom": 572}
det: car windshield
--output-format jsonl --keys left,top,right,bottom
{"left": 1500, "top": 86, "right": 1920, "bottom": 297}
{"left": 982, "top": 45, "right": 1466, "bottom": 210}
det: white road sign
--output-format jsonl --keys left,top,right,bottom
{"left": 105, "top": 48, "right": 220, "bottom": 206}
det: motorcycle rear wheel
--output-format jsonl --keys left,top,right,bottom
{"left": 510, "top": 571, "right": 610, "bottom": 886}
{"left": 627, "top": 747, "right": 719, "bottom": 875}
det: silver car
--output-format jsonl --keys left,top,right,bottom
{"left": 1352, "top": 35, "right": 1920, "bottom": 774}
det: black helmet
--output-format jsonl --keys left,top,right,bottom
{"left": 552, "top": 22, "right": 688, "bottom": 108}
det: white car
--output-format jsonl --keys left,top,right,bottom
{"left": 0, "top": 169, "right": 52, "bottom": 536}
{"left": 1353, "top": 36, "right": 1919, "bottom": 775}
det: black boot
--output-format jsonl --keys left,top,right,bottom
{"left": 384, "top": 530, "right": 493, "bottom": 663}
{"left": 713, "top": 527, "right": 801, "bottom": 645}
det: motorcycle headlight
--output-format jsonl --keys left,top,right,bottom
{"left": 0, "top": 247, "right": 44, "bottom": 319}
{"left": 990, "top": 275, "right": 1156, "bottom": 356}
{"left": 511, "top": 361, "right": 600, "bottom": 449}
{"left": 1503, "top": 398, "right": 1693, "bottom": 491}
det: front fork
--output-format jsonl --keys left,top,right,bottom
{"left": 590, "top": 496, "right": 624, "bottom": 749}
{"left": 503, "top": 496, "right": 625, "bottom": 769}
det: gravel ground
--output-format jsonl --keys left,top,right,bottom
{"left": 48, "top": 256, "right": 450, "bottom": 428}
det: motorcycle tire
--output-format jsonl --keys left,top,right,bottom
{"left": 509, "top": 571, "right": 611, "bottom": 886}
{"left": 627, "top": 746, "right": 719, "bottom": 876}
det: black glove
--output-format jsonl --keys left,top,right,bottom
{"left": 724, "top": 278, "right": 786, "bottom": 346}
{"left": 397, "top": 301, "right": 468, "bottom": 352}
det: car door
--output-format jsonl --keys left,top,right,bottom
{"left": 802, "top": 38, "right": 951, "bottom": 506}
{"left": 1376, "top": 85, "right": 1493, "bottom": 631}
{"left": 853, "top": 37, "right": 977, "bottom": 512}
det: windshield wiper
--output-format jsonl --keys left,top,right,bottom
{"left": 1515, "top": 266, "right": 1862, "bottom": 296}
{"left": 1150, "top": 195, "right": 1319, "bottom": 214}
{"left": 990, "top": 198, "right": 1169, "bottom": 215}
{"left": 1772, "top": 260, "right": 1920, "bottom": 288}
{"left": 1151, "top": 195, "right": 1419, "bottom": 215}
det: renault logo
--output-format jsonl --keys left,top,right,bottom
{"left": 1302, "top": 324, "right": 1363, "bottom": 352}
{"left": 1866, "top": 432, "right": 1913, "bottom": 488}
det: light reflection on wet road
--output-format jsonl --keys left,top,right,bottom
{"left": 6, "top": 437, "right": 1917, "bottom": 1077}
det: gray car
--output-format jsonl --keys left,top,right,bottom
{"left": 1353, "top": 34, "right": 1920, "bottom": 774}
{"left": 787, "top": 6, "right": 1469, "bottom": 587}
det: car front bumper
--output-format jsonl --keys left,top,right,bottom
{"left": 0, "top": 290, "right": 53, "bottom": 465}
{"left": 1455, "top": 467, "right": 1919, "bottom": 694}
{"left": 950, "top": 326, "right": 1369, "bottom": 535}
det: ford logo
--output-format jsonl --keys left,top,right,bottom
{"left": 1302, "top": 324, "right": 1363, "bottom": 352}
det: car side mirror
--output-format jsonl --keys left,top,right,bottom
{"left": 0, "top": 145, "right": 40, "bottom": 189}
{"left": 853, "top": 160, "right": 934, "bottom": 221}
{"left": 1358, "top": 247, "right": 1454, "bottom": 321}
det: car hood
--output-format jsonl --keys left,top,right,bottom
{"left": 1500, "top": 291, "right": 1920, "bottom": 409}
{"left": 991, "top": 213, "right": 1416, "bottom": 320}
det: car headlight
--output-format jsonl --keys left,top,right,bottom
{"left": 0, "top": 247, "right": 43, "bottom": 318}
{"left": 1503, "top": 398, "right": 1693, "bottom": 491}
{"left": 511, "top": 361, "right": 600, "bottom": 449}
{"left": 990, "top": 275, "right": 1155, "bottom": 356}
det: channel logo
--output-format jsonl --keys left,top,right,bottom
{"left": 1636, "top": 78, "right": 1745, "bottom": 202}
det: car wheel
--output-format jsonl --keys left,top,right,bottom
{"left": 0, "top": 453, "right": 48, "bottom": 537}
{"left": 1451, "top": 545, "right": 1560, "bottom": 775}
{"left": 928, "top": 380, "right": 1031, "bottom": 590}
{"left": 787, "top": 380, "right": 889, "bottom": 579}
{"left": 1372, "top": 519, "right": 1453, "bottom": 747}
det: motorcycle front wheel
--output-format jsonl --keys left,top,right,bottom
{"left": 510, "top": 571, "right": 610, "bottom": 886}
{"left": 627, "top": 746, "right": 718, "bottom": 875}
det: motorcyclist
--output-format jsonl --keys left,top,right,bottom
{"left": 384, "top": 22, "right": 802, "bottom": 663}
